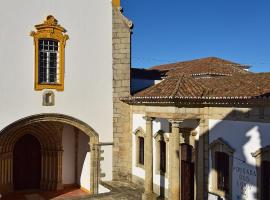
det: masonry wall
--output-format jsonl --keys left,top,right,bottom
{"left": 112, "top": 7, "right": 132, "bottom": 180}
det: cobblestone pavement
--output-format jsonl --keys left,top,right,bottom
{"left": 85, "top": 181, "right": 143, "bottom": 200}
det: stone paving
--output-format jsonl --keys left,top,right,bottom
{"left": 85, "top": 181, "right": 143, "bottom": 200}
{"left": 1, "top": 181, "right": 144, "bottom": 200}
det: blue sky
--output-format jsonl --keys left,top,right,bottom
{"left": 121, "top": 0, "right": 270, "bottom": 72}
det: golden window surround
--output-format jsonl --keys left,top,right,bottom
{"left": 30, "top": 15, "right": 69, "bottom": 91}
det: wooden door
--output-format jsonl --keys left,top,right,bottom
{"left": 262, "top": 161, "right": 270, "bottom": 199}
{"left": 13, "top": 134, "right": 41, "bottom": 190}
{"left": 181, "top": 144, "right": 194, "bottom": 200}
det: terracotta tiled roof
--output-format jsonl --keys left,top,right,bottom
{"left": 149, "top": 57, "right": 250, "bottom": 77}
{"left": 122, "top": 73, "right": 270, "bottom": 105}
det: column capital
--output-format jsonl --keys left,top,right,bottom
{"left": 143, "top": 116, "right": 155, "bottom": 122}
{"left": 169, "top": 119, "right": 184, "bottom": 128}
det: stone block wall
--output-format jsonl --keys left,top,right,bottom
{"left": 112, "top": 7, "right": 132, "bottom": 181}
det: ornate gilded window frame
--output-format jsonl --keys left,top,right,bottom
{"left": 209, "top": 138, "right": 234, "bottom": 199}
{"left": 30, "top": 15, "right": 69, "bottom": 91}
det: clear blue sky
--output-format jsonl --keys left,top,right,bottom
{"left": 121, "top": 0, "right": 270, "bottom": 72}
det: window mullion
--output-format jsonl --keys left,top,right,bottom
{"left": 46, "top": 51, "right": 50, "bottom": 83}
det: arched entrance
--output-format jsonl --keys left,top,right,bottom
{"left": 13, "top": 134, "right": 41, "bottom": 190}
{"left": 0, "top": 114, "right": 100, "bottom": 194}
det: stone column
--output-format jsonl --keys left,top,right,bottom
{"left": 168, "top": 120, "right": 183, "bottom": 200}
{"left": 142, "top": 116, "right": 156, "bottom": 200}
{"left": 90, "top": 142, "right": 100, "bottom": 195}
{"left": 197, "top": 117, "right": 209, "bottom": 200}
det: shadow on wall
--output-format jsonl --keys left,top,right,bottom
{"left": 198, "top": 108, "right": 269, "bottom": 200}
{"left": 76, "top": 131, "right": 90, "bottom": 190}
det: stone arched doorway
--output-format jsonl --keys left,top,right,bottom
{"left": 0, "top": 114, "right": 100, "bottom": 194}
{"left": 13, "top": 134, "right": 41, "bottom": 190}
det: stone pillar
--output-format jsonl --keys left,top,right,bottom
{"left": 168, "top": 120, "right": 183, "bottom": 200}
{"left": 197, "top": 117, "right": 209, "bottom": 200}
{"left": 0, "top": 152, "right": 13, "bottom": 193}
{"left": 142, "top": 116, "right": 156, "bottom": 200}
{"left": 56, "top": 150, "right": 63, "bottom": 190}
{"left": 90, "top": 142, "right": 100, "bottom": 195}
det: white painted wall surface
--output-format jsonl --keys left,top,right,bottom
{"left": 62, "top": 125, "right": 75, "bottom": 184}
{"left": 77, "top": 131, "right": 90, "bottom": 190}
{"left": 132, "top": 114, "right": 146, "bottom": 181}
{"left": 0, "top": 0, "right": 113, "bottom": 180}
{"left": 209, "top": 119, "right": 270, "bottom": 200}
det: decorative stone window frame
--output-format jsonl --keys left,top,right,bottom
{"left": 251, "top": 145, "right": 270, "bottom": 200}
{"left": 154, "top": 130, "right": 169, "bottom": 177}
{"left": 42, "top": 90, "right": 55, "bottom": 106}
{"left": 209, "top": 138, "right": 234, "bottom": 199}
{"left": 134, "top": 127, "right": 145, "bottom": 169}
{"left": 30, "top": 15, "right": 69, "bottom": 91}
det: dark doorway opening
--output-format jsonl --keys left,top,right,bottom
{"left": 181, "top": 144, "right": 194, "bottom": 200}
{"left": 262, "top": 160, "right": 270, "bottom": 199}
{"left": 13, "top": 134, "right": 41, "bottom": 190}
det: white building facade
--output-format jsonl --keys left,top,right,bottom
{"left": 0, "top": 0, "right": 132, "bottom": 195}
{"left": 124, "top": 58, "right": 270, "bottom": 200}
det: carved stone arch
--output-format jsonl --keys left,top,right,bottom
{"left": 1, "top": 123, "right": 61, "bottom": 153}
{"left": 0, "top": 113, "right": 99, "bottom": 140}
{"left": 209, "top": 138, "right": 234, "bottom": 199}
{"left": 0, "top": 113, "right": 100, "bottom": 194}
{"left": 209, "top": 138, "right": 234, "bottom": 156}
{"left": 133, "top": 127, "right": 145, "bottom": 137}
{"left": 154, "top": 130, "right": 169, "bottom": 176}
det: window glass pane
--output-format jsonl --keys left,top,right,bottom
{"left": 38, "top": 39, "right": 59, "bottom": 84}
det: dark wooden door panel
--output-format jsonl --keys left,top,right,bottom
{"left": 181, "top": 144, "right": 194, "bottom": 200}
{"left": 181, "top": 161, "right": 194, "bottom": 200}
{"left": 262, "top": 161, "right": 270, "bottom": 200}
{"left": 13, "top": 134, "right": 41, "bottom": 190}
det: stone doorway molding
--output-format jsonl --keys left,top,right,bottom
{"left": 0, "top": 114, "right": 100, "bottom": 195}
{"left": 252, "top": 145, "right": 270, "bottom": 200}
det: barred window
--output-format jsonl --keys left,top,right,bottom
{"left": 38, "top": 39, "right": 59, "bottom": 84}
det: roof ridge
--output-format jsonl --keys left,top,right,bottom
{"left": 170, "top": 75, "right": 184, "bottom": 97}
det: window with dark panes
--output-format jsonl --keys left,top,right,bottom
{"left": 160, "top": 140, "right": 166, "bottom": 172}
{"left": 215, "top": 152, "right": 229, "bottom": 193}
{"left": 38, "top": 39, "right": 59, "bottom": 84}
{"left": 138, "top": 137, "right": 144, "bottom": 165}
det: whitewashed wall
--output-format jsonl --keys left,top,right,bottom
{"left": 209, "top": 119, "right": 270, "bottom": 200}
{"left": 77, "top": 130, "right": 90, "bottom": 191}
{"left": 0, "top": 0, "right": 113, "bottom": 181}
{"left": 62, "top": 125, "right": 76, "bottom": 184}
{"left": 131, "top": 79, "right": 162, "bottom": 93}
